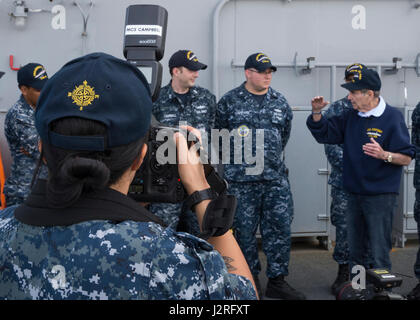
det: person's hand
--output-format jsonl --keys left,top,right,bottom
{"left": 363, "top": 138, "right": 386, "bottom": 160}
{"left": 311, "top": 96, "right": 329, "bottom": 112}
{"left": 174, "top": 126, "right": 210, "bottom": 195}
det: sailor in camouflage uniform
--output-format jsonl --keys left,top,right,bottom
{"left": 4, "top": 63, "right": 48, "bottom": 206}
{"left": 322, "top": 64, "right": 360, "bottom": 294}
{"left": 408, "top": 101, "right": 420, "bottom": 300}
{"left": 150, "top": 50, "right": 216, "bottom": 233}
{"left": 215, "top": 53, "right": 305, "bottom": 300}
{"left": 0, "top": 53, "right": 257, "bottom": 300}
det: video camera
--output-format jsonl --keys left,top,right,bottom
{"left": 121, "top": 5, "right": 236, "bottom": 239}
{"left": 123, "top": 4, "right": 180, "bottom": 203}
{"left": 336, "top": 268, "right": 406, "bottom": 300}
{"left": 129, "top": 125, "right": 191, "bottom": 203}
{"left": 122, "top": 5, "right": 225, "bottom": 204}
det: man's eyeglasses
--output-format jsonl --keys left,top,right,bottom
{"left": 248, "top": 69, "right": 275, "bottom": 75}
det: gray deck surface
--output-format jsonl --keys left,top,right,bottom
{"left": 255, "top": 238, "right": 419, "bottom": 300}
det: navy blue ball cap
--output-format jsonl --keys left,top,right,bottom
{"left": 344, "top": 63, "right": 367, "bottom": 79}
{"left": 244, "top": 53, "right": 277, "bottom": 72}
{"left": 17, "top": 63, "right": 48, "bottom": 91}
{"left": 169, "top": 50, "right": 207, "bottom": 71}
{"left": 341, "top": 67, "right": 381, "bottom": 92}
{"left": 35, "top": 52, "right": 152, "bottom": 151}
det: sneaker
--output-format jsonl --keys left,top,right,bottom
{"left": 265, "top": 275, "right": 306, "bottom": 300}
{"left": 407, "top": 282, "right": 420, "bottom": 300}
{"left": 331, "top": 264, "right": 350, "bottom": 295}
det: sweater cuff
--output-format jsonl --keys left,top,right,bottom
{"left": 306, "top": 114, "right": 326, "bottom": 129}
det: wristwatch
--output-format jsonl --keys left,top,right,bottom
{"left": 384, "top": 153, "right": 393, "bottom": 163}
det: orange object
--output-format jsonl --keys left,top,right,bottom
{"left": 0, "top": 152, "right": 6, "bottom": 209}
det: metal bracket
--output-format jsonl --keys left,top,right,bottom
{"left": 317, "top": 168, "right": 329, "bottom": 175}
{"left": 293, "top": 53, "right": 316, "bottom": 76}
{"left": 301, "top": 57, "right": 316, "bottom": 75}
{"left": 317, "top": 214, "right": 329, "bottom": 221}
{"left": 384, "top": 57, "right": 402, "bottom": 74}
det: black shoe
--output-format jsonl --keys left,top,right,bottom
{"left": 331, "top": 264, "right": 350, "bottom": 295}
{"left": 252, "top": 274, "right": 263, "bottom": 299}
{"left": 407, "top": 282, "right": 420, "bottom": 300}
{"left": 265, "top": 275, "right": 306, "bottom": 300}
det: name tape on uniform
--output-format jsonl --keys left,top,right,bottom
{"left": 125, "top": 25, "right": 162, "bottom": 36}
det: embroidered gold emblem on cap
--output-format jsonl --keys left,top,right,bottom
{"left": 256, "top": 53, "right": 270, "bottom": 63}
{"left": 33, "top": 65, "right": 47, "bottom": 80}
{"left": 187, "top": 51, "right": 198, "bottom": 62}
{"left": 68, "top": 80, "right": 100, "bottom": 110}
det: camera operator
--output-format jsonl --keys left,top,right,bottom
{"left": 0, "top": 52, "right": 257, "bottom": 300}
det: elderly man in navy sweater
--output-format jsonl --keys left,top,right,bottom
{"left": 307, "top": 66, "right": 415, "bottom": 276}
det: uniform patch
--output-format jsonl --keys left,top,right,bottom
{"left": 366, "top": 127, "right": 382, "bottom": 139}
{"left": 237, "top": 125, "right": 250, "bottom": 137}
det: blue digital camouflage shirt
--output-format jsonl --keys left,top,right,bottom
{"left": 215, "top": 82, "right": 293, "bottom": 182}
{"left": 412, "top": 102, "right": 420, "bottom": 190}
{"left": 4, "top": 95, "right": 44, "bottom": 206}
{"left": 323, "top": 97, "right": 353, "bottom": 189}
{"left": 0, "top": 206, "right": 256, "bottom": 300}
{"left": 152, "top": 82, "right": 216, "bottom": 134}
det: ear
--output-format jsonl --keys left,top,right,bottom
{"left": 19, "top": 85, "right": 29, "bottom": 96}
{"left": 131, "top": 143, "right": 148, "bottom": 171}
{"left": 244, "top": 69, "right": 251, "bottom": 80}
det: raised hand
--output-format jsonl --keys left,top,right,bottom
{"left": 311, "top": 96, "right": 329, "bottom": 112}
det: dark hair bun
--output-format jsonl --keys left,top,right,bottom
{"left": 47, "top": 156, "right": 110, "bottom": 208}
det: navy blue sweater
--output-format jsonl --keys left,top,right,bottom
{"left": 307, "top": 105, "right": 415, "bottom": 195}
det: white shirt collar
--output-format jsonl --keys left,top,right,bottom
{"left": 358, "top": 96, "right": 386, "bottom": 118}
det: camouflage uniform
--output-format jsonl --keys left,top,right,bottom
{"left": 323, "top": 97, "right": 353, "bottom": 265}
{"left": 4, "top": 95, "right": 46, "bottom": 206}
{"left": 411, "top": 102, "right": 420, "bottom": 281}
{"left": 215, "top": 82, "right": 293, "bottom": 278}
{"left": 150, "top": 83, "right": 217, "bottom": 233}
{"left": 0, "top": 206, "right": 256, "bottom": 300}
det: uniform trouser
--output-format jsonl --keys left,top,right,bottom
{"left": 413, "top": 190, "right": 420, "bottom": 280}
{"left": 228, "top": 177, "right": 293, "bottom": 279}
{"left": 330, "top": 187, "right": 350, "bottom": 265}
{"left": 346, "top": 193, "right": 397, "bottom": 272}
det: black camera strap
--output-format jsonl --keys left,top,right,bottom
{"left": 182, "top": 165, "right": 236, "bottom": 240}
{"left": 203, "top": 164, "right": 228, "bottom": 195}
